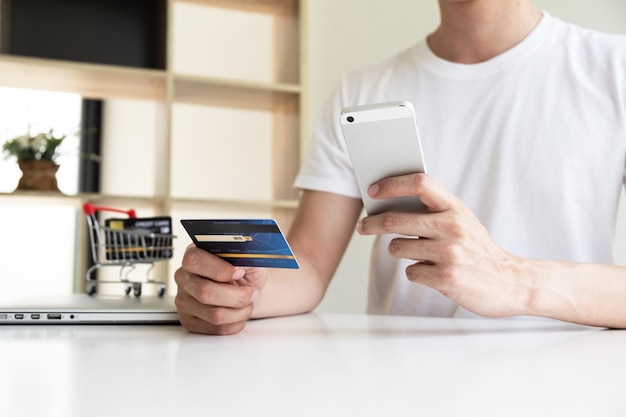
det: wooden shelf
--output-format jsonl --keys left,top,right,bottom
{"left": 0, "top": 55, "right": 167, "bottom": 101}
{"left": 175, "top": 0, "right": 298, "bottom": 16}
{"left": 168, "top": 196, "right": 299, "bottom": 209}
{"left": 0, "top": 54, "right": 303, "bottom": 106}
{"left": 173, "top": 74, "right": 300, "bottom": 110}
{"left": 0, "top": 191, "right": 164, "bottom": 208}
{"left": 0, "top": 191, "right": 298, "bottom": 210}
{"left": 0, "top": 0, "right": 305, "bottom": 288}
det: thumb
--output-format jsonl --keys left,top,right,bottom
{"left": 232, "top": 267, "right": 268, "bottom": 291}
{"left": 370, "top": 173, "right": 457, "bottom": 213}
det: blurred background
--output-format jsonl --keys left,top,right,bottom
{"left": 1, "top": 0, "right": 625, "bottom": 313}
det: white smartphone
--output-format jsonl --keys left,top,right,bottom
{"left": 339, "top": 100, "right": 427, "bottom": 215}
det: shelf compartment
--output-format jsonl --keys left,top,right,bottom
{"left": 173, "top": 74, "right": 299, "bottom": 110}
{"left": 171, "top": 0, "right": 299, "bottom": 85}
{"left": 170, "top": 81, "right": 300, "bottom": 203}
{"left": 1, "top": 0, "right": 167, "bottom": 70}
{"left": 175, "top": 0, "right": 298, "bottom": 17}
{"left": 0, "top": 55, "right": 167, "bottom": 101}
{"left": 0, "top": 192, "right": 166, "bottom": 208}
{"left": 169, "top": 196, "right": 298, "bottom": 209}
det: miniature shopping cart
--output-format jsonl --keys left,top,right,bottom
{"left": 83, "top": 203, "right": 175, "bottom": 297}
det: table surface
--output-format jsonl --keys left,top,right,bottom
{"left": 1, "top": 313, "right": 625, "bottom": 417}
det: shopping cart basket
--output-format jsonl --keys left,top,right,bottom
{"left": 83, "top": 203, "right": 175, "bottom": 297}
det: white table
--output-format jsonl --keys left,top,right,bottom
{"left": 1, "top": 313, "right": 625, "bottom": 417}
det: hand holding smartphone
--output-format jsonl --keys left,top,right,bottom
{"left": 339, "top": 101, "right": 428, "bottom": 215}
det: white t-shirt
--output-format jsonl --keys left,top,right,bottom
{"left": 294, "top": 13, "right": 626, "bottom": 317}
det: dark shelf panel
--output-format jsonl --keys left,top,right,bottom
{"left": 1, "top": 0, "right": 167, "bottom": 70}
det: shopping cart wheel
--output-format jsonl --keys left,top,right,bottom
{"left": 124, "top": 284, "right": 132, "bottom": 295}
{"left": 132, "top": 283, "right": 142, "bottom": 297}
{"left": 86, "top": 282, "right": 97, "bottom": 296}
{"left": 157, "top": 284, "right": 166, "bottom": 297}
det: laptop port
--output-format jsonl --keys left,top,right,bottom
{"left": 47, "top": 314, "right": 62, "bottom": 320}
{"left": 15, "top": 314, "right": 24, "bottom": 319}
{"left": 31, "top": 314, "right": 40, "bottom": 319}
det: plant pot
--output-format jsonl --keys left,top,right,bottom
{"left": 16, "top": 159, "right": 60, "bottom": 192}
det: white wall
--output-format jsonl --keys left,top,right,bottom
{"left": 309, "top": 0, "right": 626, "bottom": 313}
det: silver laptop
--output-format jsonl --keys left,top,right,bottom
{"left": 0, "top": 293, "right": 179, "bottom": 324}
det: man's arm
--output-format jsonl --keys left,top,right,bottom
{"left": 174, "top": 189, "right": 362, "bottom": 334}
{"left": 251, "top": 190, "right": 363, "bottom": 318}
{"left": 357, "top": 173, "right": 626, "bottom": 328}
{"left": 521, "top": 259, "right": 626, "bottom": 328}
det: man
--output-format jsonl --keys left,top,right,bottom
{"left": 174, "top": 0, "right": 626, "bottom": 335}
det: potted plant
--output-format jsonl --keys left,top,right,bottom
{"left": 2, "top": 129, "right": 66, "bottom": 192}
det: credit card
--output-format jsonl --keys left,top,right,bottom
{"left": 180, "top": 219, "right": 299, "bottom": 269}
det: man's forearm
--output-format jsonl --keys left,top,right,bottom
{"left": 250, "top": 260, "right": 328, "bottom": 319}
{"left": 527, "top": 259, "right": 626, "bottom": 328}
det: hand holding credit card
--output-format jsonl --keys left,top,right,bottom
{"left": 180, "top": 219, "right": 299, "bottom": 269}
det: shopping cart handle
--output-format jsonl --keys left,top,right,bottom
{"left": 83, "top": 202, "right": 137, "bottom": 218}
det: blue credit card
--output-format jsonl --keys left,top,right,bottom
{"left": 180, "top": 219, "right": 299, "bottom": 269}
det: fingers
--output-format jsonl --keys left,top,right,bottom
{"left": 388, "top": 236, "right": 445, "bottom": 263}
{"left": 358, "top": 208, "right": 464, "bottom": 241}
{"left": 174, "top": 285, "right": 253, "bottom": 335}
{"left": 402, "top": 262, "right": 452, "bottom": 295}
{"left": 178, "top": 315, "right": 248, "bottom": 336}
{"left": 174, "top": 266, "right": 258, "bottom": 308}
{"left": 368, "top": 173, "right": 458, "bottom": 213}
{"left": 358, "top": 211, "right": 431, "bottom": 239}
{"left": 175, "top": 245, "right": 263, "bottom": 335}
{"left": 181, "top": 245, "right": 239, "bottom": 283}
{"left": 358, "top": 174, "right": 466, "bottom": 239}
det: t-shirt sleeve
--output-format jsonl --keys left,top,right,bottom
{"left": 293, "top": 78, "right": 361, "bottom": 199}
